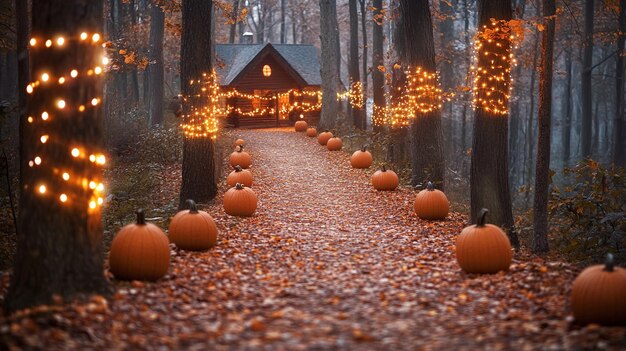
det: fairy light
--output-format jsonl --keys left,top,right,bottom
{"left": 40, "top": 135, "right": 48, "bottom": 143}
{"left": 26, "top": 85, "right": 34, "bottom": 94}
{"left": 71, "top": 148, "right": 80, "bottom": 157}
{"left": 471, "top": 20, "right": 517, "bottom": 115}
{"left": 34, "top": 156, "right": 42, "bottom": 165}
{"left": 57, "top": 99, "right": 66, "bottom": 109}
{"left": 80, "top": 32, "right": 88, "bottom": 40}
{"left": 180, "top": 70, "right": 220, "bottom": 139}
{"left": 62, "top": 172, "right": 70, "bottom": 181}
{"left": 41, "top": 73, "right": 49, "bottom": 82}
{"left": 41, "top": 112, "right": 49, "bottom": 120}
{"left": 38, "top": 185, "right": 47, "bottom": 194}
{"left": 45, "top": 39, "right": 52, "bottom": 47}
{"left": 30, "top": 38, "right": 36, "bottom": 46}
{"left": 56, "top": 37, "right": 65, "bottom": 46}
{"left": 60, "top": 194, "right": 68, "bottom": 202}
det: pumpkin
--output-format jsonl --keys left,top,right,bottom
{"left": 455, "top": 208, "right": 512, "bottom": 274}
{"left": 317, "top": 130, "right": 333, "bottom": 145}
{"left": 169, "top": 200, "right": 218, "bottom": 251}
{"left": 229, "top": 145, "right": 252, "bottom": 169}
{"left": 294, "top": 120, "right": 308, "bottom": 132}
{"left": 371, "top": 165, "right": 399, "bottom": 191}
{"left": 224, "top": 183, "right": 258, "bottom": 217}
{"left": 109, "top": 210, "right": 170, "bottom": 281}
{"left": 350, "top": 146, "right": 373, "bottom": 168}
{"left": 227, "top": 165, "right": 253, "bottom": 187}
{"left": 326, "top": 137, "right": 343, "bottom": 151}
{"left": 413, "top": 181, "right": 449, "bottom": 220}
{"left": 234, "top": 139, "right": 245, "bottom": 147}
{"left": 571, "top": 253, "right": 626, "bottom": 325}
{"left": 306, "top": 127, "right": 317, "bottom": 137}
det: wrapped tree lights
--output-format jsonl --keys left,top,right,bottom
{"left": 180, "top": 71, "right": 220, "bottom": 139}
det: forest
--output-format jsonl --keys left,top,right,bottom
{"left": 0, "top": 0, "right": 625, "bottom": 349}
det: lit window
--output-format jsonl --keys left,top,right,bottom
{"left": 262, "top": 65, "right": 272, "bottom": 77}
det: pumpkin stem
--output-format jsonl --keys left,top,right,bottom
{"left": 477, "top": 208, "right": 489, "bottom": 227}
{"left": 136, "top": 209, "right": 146, "bottom": 225}
{"left": 186, "top": 199, "right": 198, "bottom": 213}
{"left": 237, "top": 145, "right": 243, "bottom": 152}
{"left": 382, "top": 165, "right": 387, "bottom": 172}
{"left": 235, "top": 183, "right": 244, "bottom": 190}
{"left": 426, "top": 181, "right": 434, "bottom": 191}
{"left": 324, "top": 130, "right": 329, "bottom": 133}
{"left": 604, "top": 253, "right": 615, "bottom": 272}
{"left": 361, "top": 145, "right": 367, "bottom": 152}
{"left": 234, "top": 165, "right": 243, "bottom": 172}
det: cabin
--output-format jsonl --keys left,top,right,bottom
{"left": 215, "top": 43, "right": 322, "bottom": 128}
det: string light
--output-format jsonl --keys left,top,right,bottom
{"left": 470, "top": 20, "right": 517, "bottom": 115}
{"left": 180, "top": 70, "right": 220, "bottom": 139}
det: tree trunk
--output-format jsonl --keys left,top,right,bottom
{"left": 318, "top": 0, "right": 340, "bottom": 129}
{"left": 229, "top": 0, "right": 239, "bottom": 44}
{"left": 349, "top": 0, "right": 365, "bottom": 129}
{"left": 128, "top": 0, "right": 140, "bottom": 104}
{"left": 6, "top": 0, "right": 110, "bottom": 313}
{"left": 395, "top": 0, "right": 445, "bottom": 189}
{"left": 562, "top": 47, "right": 573, "bottom": 165}
{"left": 581, "top": 0, "right": 594, "bottom": 159}
{"left": 614, "top": 0, "right": 626, "bottom": 167}
{"left": 372, "top": 0, "right": 385, "bottom": 130}
{"left": 525, "top": 32, "right": 540, "bottom": 206}
{"left": 179, "top": 0, "right": 217, "bottom": 208}
{"left": 148, "top": 1, "right": 165, "bottom": 128}
{"left": 16, "top": 0, "right": 29, "bottom": 188}
{"left": 280, "top": 0, "right": 286, "bottom": 44}
{"left": 533, "top": 0, "right": 555, "bottom": 254}
{"left": 471, "top": 0, "right": 519, "bottom": 247}
{"left": 359, "top": 0, "right": 368, "bottom": 124}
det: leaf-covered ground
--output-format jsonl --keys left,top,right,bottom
{"left": 1, "top": 128, "right": 625, "bottom": 350}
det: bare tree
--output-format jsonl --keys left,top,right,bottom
{"left": 581, "top": 0, "right": 594, "bottom": 158}
{"left": 533, "top": 0, "right": 556, "bottom": 254}
{"left": 614, "top": 0, "right": 626, "bottom": 167}
{"left": 372, "top": 0, "right": 385, "bottom": 129}
{"left": 318, "top": 0, "right": 340, "bottom": 128}
{"left": 349, "top": 0, "right": 365, "bottom": 129}
{"left": 148, "top": 0, "right": 164, "bottom": 127}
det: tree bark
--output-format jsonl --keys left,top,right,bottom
{"left": 179, "top": 0, "right": 217, "bottom": 208}
{"left": 148, "top": 1, "right": 164, "bottom": 128}
{"left": 6, "top": 0, "right": 110, "bottom": 313}
{"left": 318, "top": 0, "right": 340, "bottom": 129}
{"left": 562, "top": 46, "right": 573, "bottom": 165}
{"left": 280, "top": 0, "right": 286, "bottom": 43}
{"left": 471, "top": 0, "right": 519, "bottom": 247}
{"left": 613, "top": 0, "right": 626, "bottom": 167}
{"left": 359, "top": 0, "right": 368, "bottom": 123}
{"left": 16, "top": 0, "right": 29, "bottom": 189}
{"left": 372, "top": 0, "right": 385, "bottom": 130}
{"left": 524, "top": 31, "right": 539, "bottom": 205}
{"left": 395, "top": 0, "right": 445, "bottom": 189}
{"left": 581, "top": 0, "right": 594, "bottom": 159}
{"left": 349, "top": 0, "right": 365, "bottom": 129}
{"left": 533, "top": 0, "right": 555, "bottom": 254}
{"left": 229, "top": 0, "right": 239, "bottom": 44}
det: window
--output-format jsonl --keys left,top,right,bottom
{"left": 262, "top": 64, "right": 272, "bottom": 77}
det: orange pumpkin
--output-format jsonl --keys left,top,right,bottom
{"left": 413, "top": 181, "right": 449, "bottom": 220}
{"left": 371, "top": 165, "right": 399, "bottom": 191}
{"left": 109, "top": 210, "right": 170, "bottom": 281}
{"left": 317, "top": 130, "right": 333, "bottom": 145}
{"left": 326, "top": 137, "right": 343, "bottom": 151}
{"left": 295, "top": 120, "right": 308, "bottom": 132}
{"left": 227, "top": 165, "right": 253, "bottom": 187}
{"left": 229, "top": 145, "right": 252, "bottom": 169}
{"left": 350, "top": 146, "right": 373, "bottom": 168}
{"left": 571, "top": 253, "right": 626, "bottom": 325}
{"left": 234, "top": 139, "right": 245, "bottom": 147}
{"left": 306, "top": 127, "right": 317, "bottom": 137}
{"left": 224, "top": 183, "right": 258, "bottom": 217}
{"left": 169, "top": 200, "right": 218, "bottom": 251}
{"left": 455, "top": 208, "right": 512, "bottom": 274}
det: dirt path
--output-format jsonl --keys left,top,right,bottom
{"left": 1, "top": 128, "right": 624, "bottom": 350}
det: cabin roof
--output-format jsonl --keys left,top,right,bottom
{"left": 215, "top": 43, "right": 321, "bottom": 86}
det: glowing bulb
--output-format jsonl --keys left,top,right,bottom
{"left": 58, "top": 77, "right": 65, "bottom": 84}
{"left": 78, "top": 105, "right": 85, "bottom": 112}
{"left": 30, "top": 38, "right": 36, "bottom": 46}
{"left": 91, "top": 98, "right": 99, "bottom": 106}
{"left": 26, "top": 85, "right": 33, "bottom": 94}
{"left": 27, "top": 116, "right": 33, "bottom": 123}
{"left": 41, "top": 73, "right": 49, "bottom": 82}
{"left": 89, "top": 201, "right": 97, "bottom": 209}
{"left": 45, "top": 39, "right": 52, "bottom": 47}
{"left": 56, "top": 37, "right": 65, "bottom": 46}
{"left": 89, "top": 154, "right": 96, "bottom": 162}
{"left": 70, "top": 70, "right": 78, "bottom": 78}
{"left": 71, "top": 148, "right": 80, "bottom": 157}
{"left": 60, "top": 194, "right": 68, "bottom": 202}
{"left": 62, "top": 172, "right": 70, "bottom": 181}
{"left": 89, "top": 181, "right": 96, "bottom": 189}
{"left": 34, "top": 156, "right": 41, "bottom": 165}
{"left": 41, "top": 112, "right": 49, "bottom": 120}
{"left": 80, "top": 32, "right": 88, "bottom": 40}
{"left": 94, "top": 67, "right": 102, "bottom": 75}
{"left": 97, "top": 197, "right": 103, "bottom": 205}
{"left": 102, "top": 56, "right": 109, "bottom": 65}
{"left": 38, "top": 185, "right": 47, "bottom": 194}
{"left": 92, "top": 33, "right": 100, "bottom": 42}
{"left": 40, "top": 135, "right": 48, "bottom": 143}
{"left": 96, "top": 155, "right": 106, "bottom": 165}
{"left": 57, "top": 100, "right": 66, "bottom": 109}
{"left": 96, "top": 183, "right": 104, "bottom": 192}
{"left": 28, "top": 161, "right": 34, "bottom": 167}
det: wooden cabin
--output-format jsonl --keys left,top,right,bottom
{"left": 215, "top": 43, "right": 322, "bottom": 128}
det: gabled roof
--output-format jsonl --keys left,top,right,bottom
{"left": 215, "top": 43, "right": 322, "bottom": 86}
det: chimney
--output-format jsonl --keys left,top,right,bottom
{"left": 242, "top": 32, "right": 254, "bottom": 44}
